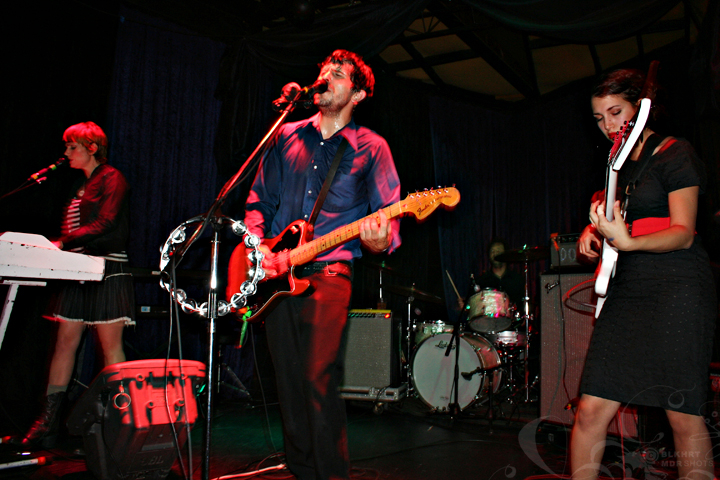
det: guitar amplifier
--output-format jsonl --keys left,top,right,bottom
{"left": 540, "top": 273, "right": 638, "bottom": 439}
{"left": 340, "top": 309, "right": 406, "bottom": 402}
{"left": 549, "top": 233, "right": 586, "bottom": 270}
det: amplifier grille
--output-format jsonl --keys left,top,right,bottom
{"left": 540, "top": 273, "right": 638, "bottom": 439}
{"left": 341, "top": 310, "right": 400, "bottom": 389}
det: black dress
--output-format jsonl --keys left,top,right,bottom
{"left": 580, "top": 138, "right": 717, "bottom": 415}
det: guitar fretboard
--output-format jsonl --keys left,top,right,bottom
{"left": 289, "top": 203, "right": 401, "bottom": 266}
{"left": 262, "top": 187, "right": 459, "bottom": 269}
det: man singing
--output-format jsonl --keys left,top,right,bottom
{"left": 239, "top": 49, "right": 401, "bottom": 480}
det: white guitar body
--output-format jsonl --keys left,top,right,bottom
{"left": 594, "top": 98, "right": 652, "bottom": 318}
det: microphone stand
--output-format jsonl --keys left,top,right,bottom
{"left": 169, "top": 89, "right": 304, "bottom": 264}
{"left": 160, "top": 89, "right": 308, "bottom": 480}
{"left": 520, "top": 257, "right": 532, "bottom": 403}
{"left": 1, "top": 159, "right": 67, "bottom": 200}
{"left": 444, "top": 282, "right": 475, "bottom": 417}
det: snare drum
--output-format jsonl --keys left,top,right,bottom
{"left": 491, "top": 330, "right": 527, "bottom": 348}
{"left": 411, "top": 333, "right": 503, "bottom": 412}
{"left": 467, "top": 288, "right": 513, "bottom": 333}
{"left": 413, "top": 320, "right": 454, "bottom": 344}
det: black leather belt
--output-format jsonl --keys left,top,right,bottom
{"left": 298, "top": 261, "right": 353, "bottom": 279}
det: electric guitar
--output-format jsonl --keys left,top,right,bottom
{"left": 594, "top": 98, "right": 651, "bottom": 317}
{"left": 227, "top": 187, "right": 460, "bottom": 321}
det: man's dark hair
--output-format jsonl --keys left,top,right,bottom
{"left": 320, "top": 49, "right": 375, "bottom": 100}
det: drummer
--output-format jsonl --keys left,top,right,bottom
{"left": 474, "top": 238, "right": 525, "bottom": 305}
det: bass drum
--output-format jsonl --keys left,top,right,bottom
{"left": 411, "top": 333, "right": 502, "bottom": 412}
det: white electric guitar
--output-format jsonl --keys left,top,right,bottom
{"left": 594, "top": 97, "right": 652, "bottom": 317}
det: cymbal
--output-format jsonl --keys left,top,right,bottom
{"left": 357, "top": 260, "right": 409, "bottom": 277}
{"left": 494, "top": 246, "right": 550, "bottom": 263}
{"left": 385, "top": 285, "right": 444, "bottom": 305}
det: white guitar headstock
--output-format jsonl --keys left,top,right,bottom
{"left": 612, "top": 98, "right": 652, "bottom": 172}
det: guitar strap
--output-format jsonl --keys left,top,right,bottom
{"left": 622, "top": 133, "right": 663, "bottom": 209}
{"left": 307, "top": 136, "right": 349, "bottom": 235}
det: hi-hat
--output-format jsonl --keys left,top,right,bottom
{"left": 495, "top": 246, "right": 549, "bottom": 263}
{"left": 385, "top": 285, "right": 444, "bottom": 305}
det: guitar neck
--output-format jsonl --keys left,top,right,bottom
{"left": 604, "top": 169, "right": 618, "bottom": 223}
{"left": 601, "top": 98, "right": 652, "bottom": 225}
{"left": 288, "top": 203, "right": 400, "bottom": 266}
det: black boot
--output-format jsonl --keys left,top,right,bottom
{"left": 18, "top": 392, "right": 66, "bottom": 448}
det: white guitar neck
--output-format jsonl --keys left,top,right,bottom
{"left": 593, "top": 98, "right": 652, "bottom": 317}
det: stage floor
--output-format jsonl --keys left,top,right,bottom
{"left": 1, "top": 393, "right": 714, "bottom": 480}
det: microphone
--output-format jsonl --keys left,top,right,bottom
{"left": 272, "top": 78, "right": 329, "bottom": 111}
{"left": 301, "top": 77, "right": 328, "bottom": 95}
{"left": 29, "top": 158, "right": 66, "bottom": 182}
{"left": 461, "top": 364, "right": 502, "bottom": 380}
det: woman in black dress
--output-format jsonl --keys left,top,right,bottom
{"left": 18, "top": 122, "right": 134, "bottom": 448}
{"left": 573, "top": 69, "right": 716, "bottom": 480}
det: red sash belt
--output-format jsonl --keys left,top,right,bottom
{"left": 630, "top": 217, "right": 671, "bottom": 237}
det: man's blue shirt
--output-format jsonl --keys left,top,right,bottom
{"left": 246, "top": 112, "right": 401, "bottom": 262}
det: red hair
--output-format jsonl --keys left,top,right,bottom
{"left": 63, "top": 121, "right": 108, "bottom": 164}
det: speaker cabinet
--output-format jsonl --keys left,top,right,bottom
{"left": 540, "top": 273, "right": 638, "bottom": 439}
{"left": 341, "top": 309, "right": 401, "bottom": 389}
{"left": 67, "top": 359, "right": 206, "bottom": 480}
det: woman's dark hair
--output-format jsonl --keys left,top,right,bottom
{"left": 592, "top": 67, "right": 665, "bottom": 123}
{"left": 591, "top": 69, "right": 647, "bottom": 102}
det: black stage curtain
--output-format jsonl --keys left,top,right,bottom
{"left": 107, "top": 6, "right": 225, "bottom": 273}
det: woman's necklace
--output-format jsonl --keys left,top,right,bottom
{"left": 78, "top": 163, "right": 100, "bottom": 197}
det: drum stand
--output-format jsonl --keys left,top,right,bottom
{"left": 444, "top": 283, "right": 478, "bottom": 417}
{"left": 403, "top": 292, "right": 415, "bottom": 388}
{"left": 480, "top": 364, "right": 504, "bottom": 433}
{"left": 509, "top": 257, "right": 535, "bottom": 407}
{"left": 393, "top": 283, "right": 443, "bottom": 391}
{"left": 444, "top": 320, "right": 462, "bottom": 417}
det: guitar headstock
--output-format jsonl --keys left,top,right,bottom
{"left": 608, "top": 116, "right": 634, "bottom": 166}
{"left": 608, "top": 63, "right": 658, "bottom": 167}
{"left": 610, "top": 98, "right": 652, "bottom": 172}
{"left": 401, "top": 187, "right": 460, "bottom": 221}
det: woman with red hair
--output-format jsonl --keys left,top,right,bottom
{"left": 17, "top": 121, "right": 134, "bottom": 448}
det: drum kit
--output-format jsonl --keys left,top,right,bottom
{"left": 376, "top": 245, "right": 548, "bottom": 419}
